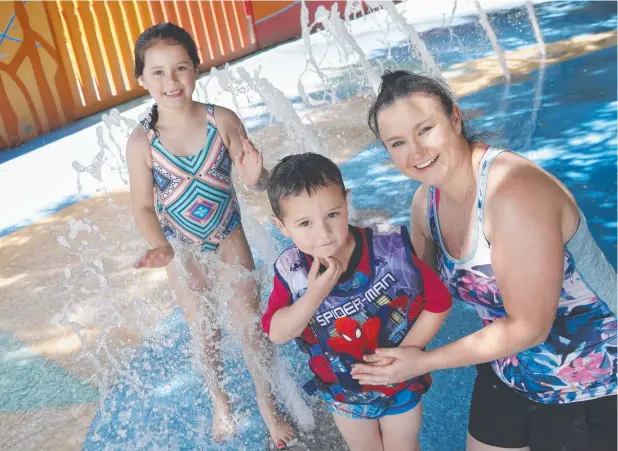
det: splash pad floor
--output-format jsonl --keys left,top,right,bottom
{"left": 1, "top": 2, "right": 616, "bottom": 450}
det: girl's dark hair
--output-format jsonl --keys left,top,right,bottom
{"left": 368, "top": 70, "right": 470, "bottom": 141}
{"left": 134, "top": 23, "right": 200, "bottom": 135}
{"left": 267, "top": 153, "right": 346, "bottom": 220}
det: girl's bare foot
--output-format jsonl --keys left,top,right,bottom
{"left": 258, "top": 400, "right": 295, "bottom": 449}
{"left": 267, "top": 415, "right": 295, "bottom": 449}
{"left": 211, "top": 394, "right": 236, "bottom": 442}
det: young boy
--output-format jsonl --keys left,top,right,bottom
{"left": 261, "top": 153, "right": 452, "bottom": 451}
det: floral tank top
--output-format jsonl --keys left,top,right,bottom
{"left": 426, "top": 147, "right": 617, "bottom": 404}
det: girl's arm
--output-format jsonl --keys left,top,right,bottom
{"left": 214, "top": 106, "right": 268, "bottom": 191}
{"left": 126, "top": 129, "right": 173, "bottom": 268}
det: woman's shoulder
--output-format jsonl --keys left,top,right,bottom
{"left": 411, "top": 184, "right": 431, "bottom": 234}
{"left": 411, "top": 184, "right": 430, "bottom": 212}
{"left": 487, "top": 151, "right": 569, "bottom": 202}
{"left": 485, "top": 149, "right": 579, "bottom": 240}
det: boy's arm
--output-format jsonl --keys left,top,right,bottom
{"left": 262, "top": 256, "right": 343, "bottom": 345}
{"left": 400, "top": 310, "right": 449, "bottom": 349}
{"left": 400, "top": 255, "right": 452, "bottom": 349}
{"left": 268, "top": 291, "right": 324, "bottom": 344}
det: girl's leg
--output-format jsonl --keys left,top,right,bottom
{"left": 331, "top": 414, "right": 384, "bottom": 451}
{"left": 165, "top": 259, "right": 234, "bottom": 442}
{"left": 216, "top": 225, "right": 294, "bottom": 448}
{"left": 379, "top": 400, "right": 423, "bottom": 451}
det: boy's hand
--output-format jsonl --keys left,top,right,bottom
{"left": 234, "top": 137, "right": 263, "bottom": 188}
{"left": 307, "top": 256, "right": 343, "bottom": 300}
{"left": 135, "top": 245, "right": 174, "bottom": 269}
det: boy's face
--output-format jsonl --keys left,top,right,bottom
{"left": 274, "top": 184, "right": 350, "bottom": 259}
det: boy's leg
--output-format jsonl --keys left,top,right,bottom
{"left": 165, "top": 258, "right": 234, "bottom": 442}
{"left": 332, "top": 414, "right": 384, "bottom": 451}
{"left": 379, "top": 399, "right": 423, "bottom": 451}
{"left": 216, "top": 225, "right": 294, "bottom": 448}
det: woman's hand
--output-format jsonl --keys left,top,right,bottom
{"left": 351, "top": 346, "right": 430, "bottom": 385}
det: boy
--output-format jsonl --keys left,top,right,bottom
{"left": 261, "top": 153, "right": 452, "bottom": 451}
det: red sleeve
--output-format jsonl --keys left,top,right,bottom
{"left": 411, "top": 254, "right": 452, "bottom": 313}
{"left": 261, "top": 273, "right": 293, "bottom": 335}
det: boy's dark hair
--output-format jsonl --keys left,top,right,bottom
{"left": 267, "top": 153, "right": 346, "bottom": 220}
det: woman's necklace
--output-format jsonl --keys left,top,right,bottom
{"left": 442, "top": 182, "right": 474, "bottom": 258}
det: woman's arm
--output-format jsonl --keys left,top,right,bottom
{"left": 352, "top": 169, "right": 565, "bottom": 384}
{"left": 425, "top": 167, "right": 564, "bottom": 364}
{"left": 410, "top": 185, "right": 439, "bottom": 271}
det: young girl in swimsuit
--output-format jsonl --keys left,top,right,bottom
{"left": 126, "top": 22, "right": 294, "bottom": 449}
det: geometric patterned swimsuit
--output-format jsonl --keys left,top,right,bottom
{"left": 141, "top": 104, "right": 241, "bottom": 252}
{"left": 427, "top": 146, "right": 617, "bottom": 405}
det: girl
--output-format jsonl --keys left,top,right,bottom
{"left": 352, "top": 70, "right": 617, "bottom": 451}
{"left": 126, "top": 22, "right": 294, "bottom": 448}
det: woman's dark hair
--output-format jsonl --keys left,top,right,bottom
{"left": 368, "top": 70, "right": 470, "bottom": 141}
{"left": 134, "top": 23, "right": 200, "bottom": 135}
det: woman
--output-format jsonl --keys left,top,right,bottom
{"left": 351, "top": 70, "right": 617, "bottom": 451}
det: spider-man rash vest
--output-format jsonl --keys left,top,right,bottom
{"left": 275, "top": 225, "right": 433, "bottom": 405}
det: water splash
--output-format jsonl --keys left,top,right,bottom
{"left": 194, "top": 74, "right": 212, "bottom": 104}
{"left": 233, "top": 66, "right": 329, "bottom": 156}
{"left": 474, "top": 0, "right": 511, "bottom": 82}
{"left": 526, "top": 1, "right": 547, "bottom": 57}
{"left": 72, "top": 108, "right": 134, "bottom": 194}
{"left": 298, "top": 0, "right": 338, "bottom": 107}
{"left": 344, "top": 0, "right": 365, "bottom": 22}
{"left": 209, "top": 65, "right": 248, "bottom": 122}
{"left": 314, "top": 3, "right": 382, "bottom": 94}
{"left": 523, "top": 60, "right": 547, "bottom": 151}
{"left": 368, "top": 0, "right": 442, "bottom": 76}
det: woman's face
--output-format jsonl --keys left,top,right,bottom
{"left": 377, "top": 93, "right": 467, "bottom": 186}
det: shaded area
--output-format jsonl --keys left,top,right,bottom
{"left": 370, "top": 1, "right": 618, "bottom": 70}
{"left": 0, "top": 332, "right": 99, "bottom": 412}
{"left": 461, "top": 45, "right": 617, "bottom": 265}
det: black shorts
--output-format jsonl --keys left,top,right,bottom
{"left": 468, "top": 363, "right": 617, "bottom": 451}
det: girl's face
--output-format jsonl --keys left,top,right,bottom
{"left": 139, "top": 41, "right": 197, "bottom": 108}
{"left": 377, "top": 93, "right": 467, "bottom": 186}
